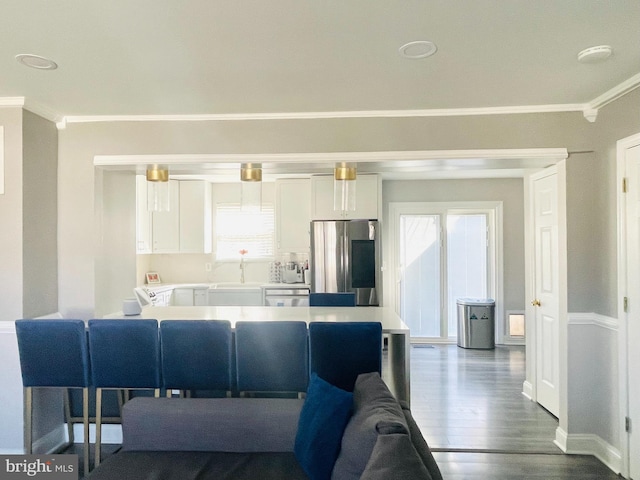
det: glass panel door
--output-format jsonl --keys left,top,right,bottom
{"left": 399, "top": 215, "right": 441, "bottom": 337}
{"left": 446, "top": 214, "right": 489, "bottom": 336}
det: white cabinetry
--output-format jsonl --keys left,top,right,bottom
{"left": 172, "top": 287, "right": 194, "bottom": 306}
{"left": 172, "top": 286, "right": 209, "bottom": 306}
{"left": 310, "top": 174, "right": 380, "bottom": 220}
{"left": 151, "top": 181, "right": 180, "bottom": 253}
{"left": 207, "top": 288, "right": 263, "bottom": 306}
{"left": 179, "top": 181, "right": 212, "bottom": 254}
{"left": 194, "top": 288, "right": 208, "bottom": 306}
{"left": 275, "top": 178, "right": 311, "bottom": 254}
{"left": 136, "top": 175, "right": 153, "bottom": 253}
{"left": 136, "top": 177, "right": 212, "bottom": 254}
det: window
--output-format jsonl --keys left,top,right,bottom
{"left": 215, "top": 203, "right": 274, "bottom": 260}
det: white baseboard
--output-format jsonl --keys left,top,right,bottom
{"left": 554, "top": 427, "right": 568, "bottom": 452}
{"left": 564, "top": 432, "right": 622, "bottom": 475}
{"left": 72, "top": 424, "right": 122, "bottom": 445}
{"left": 522, "top": 380, "right": 534, "bottom": 401}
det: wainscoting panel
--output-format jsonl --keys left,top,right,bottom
{"left": 0, "top": 321, "right": 25, "bottom": 453}
{"left": 566, "top": 312, "right": 621, "bottom": 474}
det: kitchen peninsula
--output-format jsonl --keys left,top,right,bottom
{"left": 104, "top": 305, "right": 410, "bottom": 404}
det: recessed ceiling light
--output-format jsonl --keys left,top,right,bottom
{"left": 577, "top": 45, "right": 613, "bottom": 64}
{"left": 399, "top": 41, "right": 437, "bottom": 59}
{"left": 15, "top": 54, "right": 58, "bottom": 70}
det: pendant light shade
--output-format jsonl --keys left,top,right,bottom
{"left": 334, "top": 162, "right": 357, "bottom": 211}
{"left": 240, "top": 163, "right": 262, "bottom": 212}
{"left": 146, "top": 165, "right": 170, "bottom": 212}
{"left": 240, "top": 163, "right": 262, "bottom": 182}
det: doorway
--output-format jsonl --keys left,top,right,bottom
{"left": 389, "top": 202, "right": 502, "bottom": 343}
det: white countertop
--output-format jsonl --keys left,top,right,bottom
{"left": 104, "top": 305, "right": 408, "bottom": 334}
{"left": 145, "top": 282, "right": 309, "bottom": 291}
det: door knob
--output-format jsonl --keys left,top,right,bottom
{"left": 531, "top": 299, "right": 541, "bottom": 307}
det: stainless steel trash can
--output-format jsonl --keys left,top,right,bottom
{"left": 457, "top": 298, "right": 495, "bottom": 349}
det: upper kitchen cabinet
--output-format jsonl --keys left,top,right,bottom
{"left": 179, "top": 181, "right": 212, "bottom": 254}
{"left": 136, "top": 177, "right": 212, "bottom": 254}
{"left": 275, "top": 178, "right": 311, "bottom": 254}
{"left": 310, "top": 174, "right": 381, "bottom": 220}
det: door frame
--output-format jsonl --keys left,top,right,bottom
{"left": 616, "top": 131, "right": 640, "bottom": 479}
{"left": 523, "top": 162, "right": 568, "bottom": 443}
{"left": 388, "top": 201, "right": 504, "bottom": 343}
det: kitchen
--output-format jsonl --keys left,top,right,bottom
{"left": 128, "top": 168, "right": 382, "bottom": 312}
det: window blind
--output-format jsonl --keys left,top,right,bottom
{"left": 215, "top": 203, "right": 274, "bottom": 260}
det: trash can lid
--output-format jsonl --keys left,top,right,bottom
{"left": 456, "top": 298, "right": 495, "bottom": 306}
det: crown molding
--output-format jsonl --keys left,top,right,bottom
{"left": 64, "top": 103, "right": 586, "bottom": 126}
{"left": 3, "top": 72, "right": 637, "bottom": 128}
{"left": 582, "top": 72, "right": 640, "bottom": 123}
{"left": 0, "top": 96, "right": 64, "bottom": 124}
{"left": 0, "top": 97, "right": 25, "bottom": 107}
{"left": 94, "top": 148, "right": 569, "bottom": 167}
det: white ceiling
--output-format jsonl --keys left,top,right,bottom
{"left": 2, "top": 1, "right": 639, "bottom": 178}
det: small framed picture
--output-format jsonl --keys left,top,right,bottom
{"left": 146, "top": 272, "right": 161, "bottom": 284}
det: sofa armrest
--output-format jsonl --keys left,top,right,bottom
{"left": 121, "top": 397, "right": 304, "bottom": 453}
{"left": 399, "top": 401, "right": 443, "bottom": 480}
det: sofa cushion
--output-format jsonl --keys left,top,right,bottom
{"left": 331, "top": 372, "right": 409, "bottom": 480}
{"left": 294, "top": 373, "right": 353, "bottom": 480}
{"left": 122, "top": 397, "right": 304, "bottom": 452}
{"left": 87, "top": 451, "right": 310, "bottom": 480}
{"left": 359, "top": 433, "right": 433, "bottom": 480}
{"left": 400, "top": 401, "right": 443, "bottom": 480}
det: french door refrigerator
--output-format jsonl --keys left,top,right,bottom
{"left": 310, "top": 219, "right": 381, "bottom": 306}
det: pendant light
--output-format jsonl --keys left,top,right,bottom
{"left": 334, "top": 162, "right": 357, "bottom": 211}
{"left": 146, "top": 165, "right": 170, "bottom": 212}
{"left": 240, "top": 163, "right": 262, "bottom": 212}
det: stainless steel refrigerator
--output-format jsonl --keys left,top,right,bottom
{"left": 310, "top": 219, "right": 381, "bottom": 306}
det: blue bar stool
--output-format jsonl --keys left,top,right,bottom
{"left": 235, "top": 321, "right": 309, "bottom": 397}
{"left": 88, "top": 319, "right": 161, "bottom": 466}
{"left": 160, "top": 320, "right": 232, "bottom": 397}
{"left": 309, "top": 322, "right": 382, "bottom": 392}
{"left": 309, "top": 292, "right": 357, "bottom": 306}
{"left": 15, "top": 319, "right": 91, "bottom": 476}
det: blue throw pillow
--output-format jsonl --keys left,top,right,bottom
{"left": 294, "top": 373, "right": 354, "bottom": 480}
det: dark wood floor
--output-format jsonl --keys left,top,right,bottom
{"left": 69, "top": 343, "right": 620, "bottom": 479}
{"left": 405, "top": 344, "right": 620, "bottom": 479}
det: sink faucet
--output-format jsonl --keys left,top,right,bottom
{"left": 239, "top": 249, "right": 248, "bottom": 284}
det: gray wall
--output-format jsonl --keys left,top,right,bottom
{"left": 0, "top": 107, "right": 63, "bottom": 453}
{"left": 0, "top": 107, "right": 24, "bottom": 324}
{"left": 22, "top": 110, "right": 58, "bottom": 318}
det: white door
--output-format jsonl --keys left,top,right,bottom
{"left": 531, "top": 169, "right": 561, "bottom": 417}
{"left": 622, "top": 139, "right": 640, "bottom": 479}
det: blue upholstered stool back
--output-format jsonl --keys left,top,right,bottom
{"left": 308, "top": 292, "right": 356, "bottom": 307}
{"left": 235, "top": 321, "right": 309, "bottom": 394}
{"left": 15, "top": 319, "right": 92, "bottom": 474}
{"left": 88, "top": 319, "right": 161, "bottom": 467}
{"left": 88, "top": 319, "right": 161, "bottom": 389}
{"left": 15, "top": 319, "right": 91, "bottom": 388}
{"left": 309, "top": 321, "right": 382, "bottom": 392}
{"left": 160, "top": 320, "right": 232, "bottom": 392}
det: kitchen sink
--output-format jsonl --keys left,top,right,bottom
{"left": 208, "top": 282, "right": 262, "bottom": 289}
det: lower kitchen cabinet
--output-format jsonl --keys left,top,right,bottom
{"left": 207, "top": 288, "right": 263, "bottom": 306}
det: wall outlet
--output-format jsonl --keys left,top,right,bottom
{"left": 205, "top": 263, "right": 212, "bottom": 272}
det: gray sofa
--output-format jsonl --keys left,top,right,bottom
{"left": 87, "top": 373, "right": 442, "bottom": 480}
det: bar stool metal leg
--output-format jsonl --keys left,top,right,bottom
{"left": 95, "top": 387, "right": 102, "bottom": 467}
{"left": 23, "top": 387, "right": 32, "bottom": 454}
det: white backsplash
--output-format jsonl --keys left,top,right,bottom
{"left": 137, "top": 253, "right": 270, "bottom": 285}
